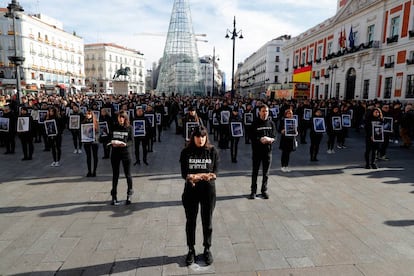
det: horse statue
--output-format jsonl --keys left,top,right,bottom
{"left": 113, "top": 67, "right": 131, "bottom": 79}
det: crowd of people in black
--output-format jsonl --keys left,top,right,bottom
{"left": 0, "top": 92, "right": 413, "bottom": 169}
{"left": 1, "top": 91, "right": 414, "bottom": 266}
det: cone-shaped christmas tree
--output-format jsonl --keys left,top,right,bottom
{"left": 156, "top": 0, "right": 203, "bottom": 96}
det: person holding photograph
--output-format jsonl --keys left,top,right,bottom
{"left": 133, "top": 107, "right": 150, "bottom": 165}
{"left": 69, "top": 104, "right": 84, "bottom": 154}
{"left": 99, "top": 108, "right": 113, "bottom": 159}
{"left": 180, "top": 126, "right": 218, "bottom": 266}
{"left": 82, "top": 110, "right": 99, "bottom": 177}
{"left": 145, "top": 104, "right": 156, "bottom": 152}
{"left": 110, "top": 110, "right": 134, "bottom": 205}
{"left": 229, "top": 107, "right": 242, "bottom": 163}
{"left": 249, "top": 104, "right": 276, "bottom": 199}
{"left": 46, "top": 106, "right": 65, "bottom": 167}
{"left": 18, "top": 107, "right": 34, "bottom": 161}
{"left": 364, "top": 107, "right": 383, "bottom": 169}
{"left": 326, "top": 105, "right": 341, "bottom": 154}
{"left": 279, "top": 109, "right": 296, "bottom": 172}
{"left": 309, "top": 109, "right": 324, "bottom": 162}
{"left": 1, "top": 105, "right": 16, "bottom": 155}
{"left": 378, "top": 104, "right": 391, "bottom": 160}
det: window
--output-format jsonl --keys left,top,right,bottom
{"left": 275, "top": 56, "right": 280, "bottom": 62}
{"left": 367, "top": 25, "right": 375, "bottom": 43}
{"left": 309, "top": 49, "right": 314, "bottom": 62}
{"left": 363, "top": 79, "right": 369, "bottom": 99}
{"left": 276, "top": 46, "right": 280, "bottom": 52}
{"left": 294, "top": 55, "right": 299, "bottom": 67}
{"left": 335, "top": 83, "right": 340, "bottom": 99}
{"left": 384, "top": 77, "right": 392, "bottom": 98}
{"left": 387, "top": 55, "right": 395, "bottom": 63}
{"left": 327, "top": 41, "right": 333, "bottom": 55}
{"left": 317, "top": 45, "right": 323, "bottom": 59}
{"left": 406, "top": 74, "right": 414, "bottom": 98}
{"left": 275, "top": 65, "right": 279, "bottom": 72}
{"left": 390, "top": 16, "right": 400, "bottom": 37}
{"left": 301, "top": 52, "right": 306, "bottom": 65}
{"left": 39, "top": 74, "right": 44, "bottom": 81}
{"left": 274, "top": 76, "right": 278, "bottom": 83}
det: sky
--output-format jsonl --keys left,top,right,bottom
{"left": 10, "top": 0, "right": 337, "bottom": 86}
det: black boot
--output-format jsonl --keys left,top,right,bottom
{"left": 185, "top": 248, "right": 196, "bottom": 266}
{"left": 126, "top": 195, "right": 132, "bottom": 205}
{"left": 111, "top": 196, "right": 119, "bottom": 205}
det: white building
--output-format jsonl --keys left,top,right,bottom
{"left": 200, "top": 54, "right": 223, "bottom": 96}
{"left": 0, "top": 10, "right": 84, "bottom": 96}
{"left": 283, "top": 0, "right": 414, "bottom": 101}
{"left": 84, "top": 43, "right": 145, "bottom": 95}
{"left": 236, "top": 35, "right": 291, "bottom": 98}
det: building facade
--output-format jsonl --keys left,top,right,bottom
{"left": 0, "top": 11, "right": 84, "bottom": 96}
{"left": 283, "top": 0, "right": 414, "bottom": 101}
{"left": 84, "top": 43, "right": 145, "bottom": 95}
{"left": 200, "top": 55, "right": 223, "bottom": 96}
{"left": 236, "top": 35, "right": 291, "bottom": 98}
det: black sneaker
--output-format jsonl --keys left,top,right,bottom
{"left": 365, "top": 164, "right": 371, "bottom": 169}
{"left": 126, "top": 195, "right": 132, "bottom": 205}
{"left": 248, "top": 193, "right": 256, "bottom": 200}
{"left": 262, "top": 192, "right": 269, "bottom": 199}
{"left": 203, "top": 248, "right": 213, "bottom": 265}
{"left": 185, "top": 249, "right": 196, "bottom": 266}
{"left": 371, "top": 163, "right": 378, "bottom": 169}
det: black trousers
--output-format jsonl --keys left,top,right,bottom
{"left": 111, "top": 149, "right": 133, "bottom": 197}
{"left": 281, "top": 150, "right": 292, "bottom": 167}
{"left": 71, "top": 130, "right": 82, "bottom": 150}
{"left": 251, "top": 151, "right": 272, "bottom": 194}
{"left": 230, "top": 137, "right": 240, "bottom": 160}
{"left": 365, "top": 138, "right": 379, "bottom": 166}
{"left": 134, "top": 137, "right": 148, "bottom": 162}
{"left": 84, "top": 143, "right": 98, "bottom": 173}
{"left": 20, "top": 136, "right": 34, "bottom": 158}
{"left": 310, "top": 133, "right": 323, "bottom": 160}
{"left": 49, "top": 135, "right": 62, "bottom": 162}
{"left": 182, "top": 181, "right": 216, "bottom": 249}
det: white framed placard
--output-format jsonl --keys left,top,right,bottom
{"left": 17, "top": 117, "right": 30, "bottom": 132}
{"left": 284, "top": 118, "right": 298, "bottom": 136}
{"left": 0, "top": 117, "right": 9, "bottom": 132}
{"left": 69, "top": 115, "right": 80, "bottom": 130}
{"left": 342, "top": 114, "right": 351, "bottom": 128}
{"left": 313, "top": 117, "right": 326, "bottom": 133}
{"left": 332, "top": 116, "right": 342, "bottom": 130}
{"left": 81, "top": 123, "right": 95, "bottom": 143}
{"left": 133, "top": 120, "right": 146, "bottom": 137}
{"left": 45, "top": 119, "right": 57, "bottom": 136}
{"left": 383, "top": 117, "right": 393, "bottom": 133}
{"left": 231, "top": 122, "right": 243, "bottom": 137}
{"left": 185, "top": 122, "right": 200, "bottom": 141}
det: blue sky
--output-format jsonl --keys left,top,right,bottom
{"left": 13, "top": 0, "right": 337, "bottom": 83}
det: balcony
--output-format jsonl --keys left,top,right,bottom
{"left": 315, "top": 58, "right": 321, "bottom": 64}
{"left": 407, "top": 59, "right": 414, "bottom": 65}
{"left": 384, "top": 62, "right": 394, "bottom": 68}
{"left": 409, "top": 30, "right": 414, "bottom": 38}
{"left": 386, "top": 35, "right": 398, "bottom": 44}
{"left": 284, "top": 68, "right": 289, "bottom": 72}
{"left": 324, "top": 73, "right": 330, "bottom": 78}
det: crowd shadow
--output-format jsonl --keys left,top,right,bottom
{"left": 384, "top": 220, "right": 414, "bottom": 227}
{"left": 10, "top": 255, "right": 190, "bottom": 276}
{"left": 0, "top": 194, "right": 246, "bottom": 217}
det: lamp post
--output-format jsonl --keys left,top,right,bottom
{"left": 211, "top": 47, "right": 219, "bottom": 96}
{"left": 225, "top": 16, "right": 243, "bottom": 99}
{"left": 327, "top": 64, "right": 338, "bottom": 99}
{"left": 5, "top": 0, "right": 25, "bottom": 105}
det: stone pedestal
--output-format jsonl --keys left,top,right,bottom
{"left": 113, "top": 80, "right": 129, "bottom": 95}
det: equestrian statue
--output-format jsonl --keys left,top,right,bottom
{"left": 113, "top": 66, "right": 131, "bottom": 79}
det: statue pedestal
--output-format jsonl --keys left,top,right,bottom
{"left": 113, "top": 80, "right": 129, "bottom": 95}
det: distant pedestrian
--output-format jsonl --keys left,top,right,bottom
{"left": 364, "top": 107, "right": 383, "bottom": 169}
{"left": 82, "top": 110, "right": 99, "bottom": 177}
{"left": 279, "top": 109, "right": 297, "bottom": 172}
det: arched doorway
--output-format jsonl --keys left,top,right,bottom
{"left": 345, "top": 68, "right": 356, "bottom": 100}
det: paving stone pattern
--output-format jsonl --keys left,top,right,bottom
{"left": 0, "top": 127, "right": 413, "bottom": 275}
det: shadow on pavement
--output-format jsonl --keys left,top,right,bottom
{"left": 1, "top": 195, "right": 246, "bottom": 217}
{"left": 10, "top": 255, "right": 187, "bottom": 276}
{"left": 384, "top": 220, "right": 414, "bottom": 227}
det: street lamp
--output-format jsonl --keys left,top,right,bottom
{"left": 225, "top": 16, "right": 243, "bottom": 99}
{"left": 5, "top": 0, "right": 25, "bottom": 105}
{"left": 327, "top": 64, "right": 338, "bottom": 99}
{"left": 211, "top": 47, "right": 219, "bottom": 96}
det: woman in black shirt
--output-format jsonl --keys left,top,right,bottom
{"left": 110, "top": 111, "right": 133, "bottom": 205}
{"left": 180, "top": 126, "right": 218, "bottom": 266}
